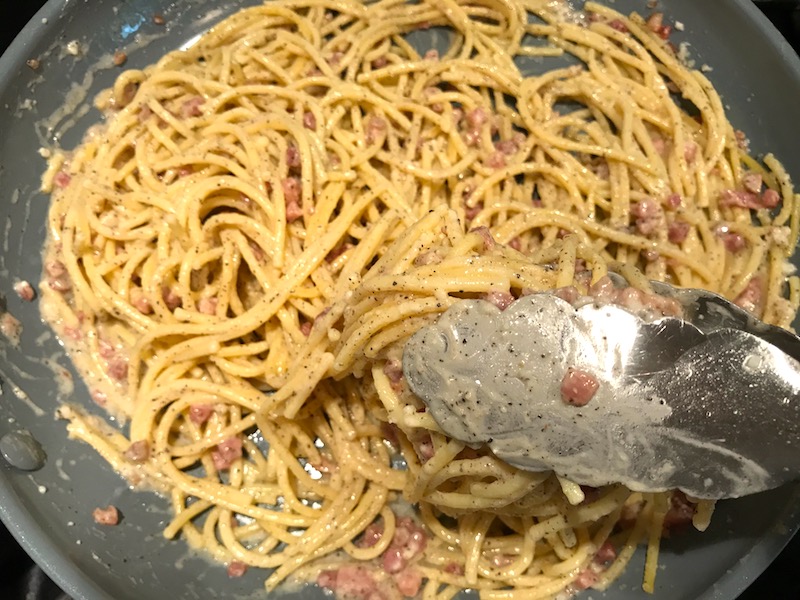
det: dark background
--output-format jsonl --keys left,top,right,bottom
{"left": 1, "top": 1, "right": 800, "bottom": 599}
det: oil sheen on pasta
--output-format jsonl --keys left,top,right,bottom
{"left": 39, "top": 0, "right": 800, "bottom": 598}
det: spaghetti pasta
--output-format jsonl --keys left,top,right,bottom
{"left": 39, "top": 0, "right": 799, "bottom": 598}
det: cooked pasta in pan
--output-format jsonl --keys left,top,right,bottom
{"left": 40, "top": 0, "right": 799, "bottom": 597}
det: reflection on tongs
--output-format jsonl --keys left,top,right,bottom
{"left": 403, "top": 273, "right": 800, "bottom": 500}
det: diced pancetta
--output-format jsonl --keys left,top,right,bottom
{"left": 212, "top": 437, "right": 243, "bottom": 470}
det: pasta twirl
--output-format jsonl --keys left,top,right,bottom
{"left": 40, "top": 0, "right": 799, "bottom": 598}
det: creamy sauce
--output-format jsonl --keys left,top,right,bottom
{"left": 29, "top": 18, "right": 178, "bottom": 147}
{"left": 39, "top": 267, "right": 135, "bottom": 422}
{"left": 54, "top": 457, "right": 72, "bottom": 482}
{"left": 0, "top": 362, "right": 46, "bottom": 417}
{"left": 0, "top": 309, "right": 78, "bottom": 416}
{"left": 8, "top": 383, "right": 46, "bottom": 418}
{"left": 0, "top": 312, "right": 22, "bottom": 346}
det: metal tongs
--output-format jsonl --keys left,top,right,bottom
{"left": 403, "top": 274, "right": 800, "bottom": 500}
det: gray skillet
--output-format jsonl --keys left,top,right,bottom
{"left": 1, "top": 1, "right": 800, "bottom": 599}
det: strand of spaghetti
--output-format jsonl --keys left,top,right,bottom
{"left": 371, "top": 367, "right": 434, "bottom": 429}
{"left": 766, "top": 153, "right": 800, "bottom": 239}
{"left": 162, "top": 494, "right": 213, "bottom": 540}
{"left": 157, "top": 456, "right": 313, "bottom": 526}
{"left": 269, "top": 348, "right": 336, "bottom": 418}
{"left": 343, "top": 505, "right": 397, "bottom": 560}
{"left": 642, "top": 493, "right": 669, "bottom": 593}
{"left": 264, "top": 481, "right": 387, "bottom": 588}
{"left": 58, "top": 406, "right": 171, "bottom": 492}
{"left": 128, "top": 189, "right": 377, "bottom": 386}
{"left": 134, "top": 378, "right": 263, "bottom": 441}
{"left": 447, "top": 461, "right": 546, "bottom": 502}
{"left": 462, "top": 512, "right": 495, "bottom": 584}
{"left": 593, "top": 498, "right": 653, "bottom": 591}
{"left": 410, "top": 438, "right": 466, "bottom": 502}
{"left": 333, "top": 297, "right": 451, "bottom": 373}
{"left": 211, "top": 513, "right": 296, "bottom": 569}
{"left": 262, "top": 212, "right": 401, "bottom": 406}
{"left": 345, "top": 438, "right": 407, "bottom": 491}
{"left": 498, "top": 210, "right": 720, "bottom": 281}
{"left": 692, "top": 499, "right": 716, "bottom": 532}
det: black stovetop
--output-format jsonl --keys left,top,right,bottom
{"left": 2, "top": 1, "right": 800, "bottom": 599}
